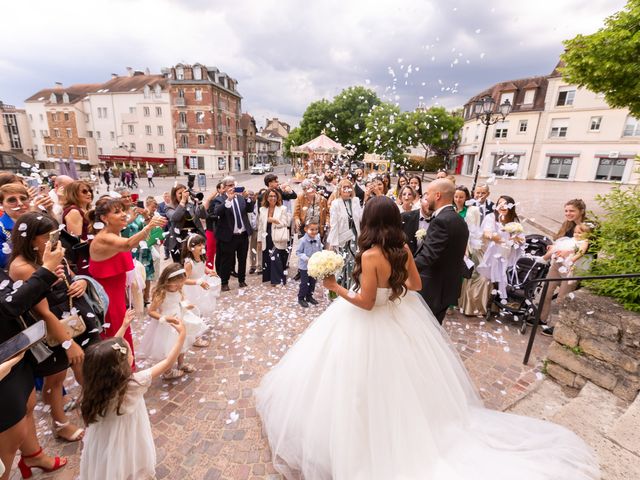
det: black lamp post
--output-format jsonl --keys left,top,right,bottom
{"left": 119, "top": 143, "right": 136, "bottom": 165}
{"left": 470, "top": 95, "right": 512, "bottom": 196}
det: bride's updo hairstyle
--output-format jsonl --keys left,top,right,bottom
{"left": 352, "top": 195, "right": 408, "bottom": 301}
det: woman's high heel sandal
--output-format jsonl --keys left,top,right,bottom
{"left": 53, "top": 419, "right": 85, "bottom": 442}
{"left": 17, "top": 447, "right": 67, "bottom": 479}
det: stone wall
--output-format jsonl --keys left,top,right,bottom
{"left": 546, "top": 289, "right": 640, "bottom": 401}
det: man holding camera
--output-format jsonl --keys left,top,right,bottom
{"left": 213, "top": 176, "right": 254, "bottom": 291}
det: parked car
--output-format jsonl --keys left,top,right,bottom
{"left": 251, "top": 163, "right": 274, "bottom": 174}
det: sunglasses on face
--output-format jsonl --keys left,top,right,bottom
{"left": 4, "top": 196, "right": 29, "bottom": 205}
{"left": 81, "top": 189, "right": 93, "bottom": 195}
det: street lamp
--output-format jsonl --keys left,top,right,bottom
{"left": 470, "top": 95, "right": 512, "bottom": 195}
{"left": 119, "top": 142, "right": 136, "bottom": 164}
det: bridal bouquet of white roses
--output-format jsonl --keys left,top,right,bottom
{"left": 502, "top": 222, "right": 524, "bottom": 235}
{"left": 307, "top": 250, "right": 345, "bottom": 280}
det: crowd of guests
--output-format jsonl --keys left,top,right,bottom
{"left": 0, "top": 165, "right": 591, "bottom": 479}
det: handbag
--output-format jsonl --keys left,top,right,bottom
{"left": 74, "top": 275, "right": 108, "bottom": 326}
{"left": 272, "top": 224, "right": 289, "bottom": 244}
{"left": 17, "top": 315, "right": 53, "bottom": 364}
{"left": 45, "top": 265, "right": 87, "bottom": 347}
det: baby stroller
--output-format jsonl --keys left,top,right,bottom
{"left": 523, "top": 233, "right": 553, "bottom": 257}
{"left": 485, "top": 236, "right": 552, "bottom": 333}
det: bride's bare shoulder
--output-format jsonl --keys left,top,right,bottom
{"left": 361, "top": 246, "right": 385, "bottom": 263}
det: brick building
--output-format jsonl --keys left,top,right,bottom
{"left": 162, "top": 63, "right": 244, "bottom": 176}
{"left": 240, "top": 113, "right": 257, "bottom": 167}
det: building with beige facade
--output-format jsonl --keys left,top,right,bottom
{"left": 24, "top": 70, "right": 177, "bottom": 174}
{"left": 89, "top": 69, "right": 177, "bottom": 174}
{"left": 456, "top": 63, "right": 639, "bottom": 184}
{"left": 0, "top": 101, "right": 35, "bottom": 171}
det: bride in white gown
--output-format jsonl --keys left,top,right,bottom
{"left": 255, "top": 196, "right": 599, "bottom": 480}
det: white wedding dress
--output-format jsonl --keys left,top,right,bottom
{"left": 255, "top": 288, "right": 599, "bottom": 480}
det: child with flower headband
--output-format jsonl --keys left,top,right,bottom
{"left": 79, "top": 309, "right": 186, "bottom": 479}
{"left": 181, "top": 233, "right": 221, "bottom": 324}
{"left": 138, "top": 263, "right": 206, "bottom": 380}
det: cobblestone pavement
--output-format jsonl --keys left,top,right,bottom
{"left": 17, "top": 269, "right": 552, "bottom": 480}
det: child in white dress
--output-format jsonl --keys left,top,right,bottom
{"left": 182, "top": 234, "right": 221, "bottom": 319}
{"left": 79, "top": 310, "right": 186, "bottom": 480}
{"left": 477, "top": 196, "right": 525, "bottom": 299}
{"left": 139, "top": 263, "right": 207, "bottom": 380}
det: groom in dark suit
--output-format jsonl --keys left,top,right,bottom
{"left": 414, "top": 179, "right": 469, "bottom": 324}
{"left": 213, "top": 176, "right": 254, "bottom": 291}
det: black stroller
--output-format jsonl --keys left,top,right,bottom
{"left": 485, "top": 235, "right": 553, "bottom": 333}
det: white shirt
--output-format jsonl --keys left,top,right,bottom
{"left": 225, "top": 197, "right": 249, "bottom": 234}
{"left": 432, "top": 204, "right": 453, "bottom": 218}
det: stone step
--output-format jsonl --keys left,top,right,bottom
{"left": 551, "top": 382, "right": 628, "bottom": 442}
{"left": 550, "top": 382, "right": 636, "bottom": 480}
{"left": 506, "top": 378, "right": 575, "bottom": 420}
{"left": 607, "top": 394, "right": 640, "bottom": 456}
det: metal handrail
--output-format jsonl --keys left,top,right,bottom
{"left": 522, "top": 273, "right": 640, "bottom": 364}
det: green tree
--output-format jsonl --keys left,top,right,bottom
{"left": 285, "top": 87, "right": 382, "bottom": 161}
{"left": 363, "top": 103, "right": 408, "bottom": 165}
{"left": 330, "top": 86, "right": 381, "bottom": 159}
{"left": 561, "top": 0, "right": 640, "bottom": 117}
{"left": 403, "top": 107, "right": 464, "bottom": 177}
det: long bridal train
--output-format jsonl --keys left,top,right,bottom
{"left": 255, "top": 288, "right": 599, "bottom": 480}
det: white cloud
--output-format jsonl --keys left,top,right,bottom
{"left": 0, "top": 0, "right": 626, "bottom": 127}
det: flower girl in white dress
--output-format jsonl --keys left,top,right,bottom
{"left": 181, "top": 234, "right": 221, "bottom": 319}
{"left": 79, "top": 310, "right": 186, "bottom": 480}
{"left": 139, "top": 263, "right": 207, "bottom": 380}
{"left": 256, "top": 196, "right": 599, "bottom": 480}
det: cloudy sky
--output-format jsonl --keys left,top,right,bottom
{"left": 1, "top": 0, "right": 626, "bottom": 128}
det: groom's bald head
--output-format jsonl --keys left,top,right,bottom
{"left": 426, "top": 179, "right": 455, "bottom": 211}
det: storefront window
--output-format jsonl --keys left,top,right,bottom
{"left": 546, "top": 157, "right": 573, "bottom": 179}
{"left": 595, "top": 158, "right": 626, "bottom": 181}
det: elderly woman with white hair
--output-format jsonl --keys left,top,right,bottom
{"left": 293, "top": 179, "right": 329, "bottom": 239}
{"left": 326, "top": 178, "right": 363, "bottom": 290}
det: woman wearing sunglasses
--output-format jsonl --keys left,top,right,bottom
{"left": 61, "top": 181, "right": 94, "bottom": 273}
{"left": 0, "top": 184, "right": 31, "bottom": 269}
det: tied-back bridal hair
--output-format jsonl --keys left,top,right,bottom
{"left": 352, "top": 195, "right": 408, "bottom": 301}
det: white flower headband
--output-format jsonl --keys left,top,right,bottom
{"left": 167, "top": 268, "right": 186, "bottom": 279}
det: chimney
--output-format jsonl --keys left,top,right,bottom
{"left": 111, "top": 73, "right": 118, "bottom": 79}
{"left": 54, "top": 81, "right": 63, "bottom": 89}
{"left": 144, "top": 67, "right": 150, "bottom": 76}
{"left": 126, "top": 67, "right": 133, "bottom": 77}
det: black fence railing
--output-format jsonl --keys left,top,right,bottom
{"left": 523, "top": 273, "right": 640, "bottom": 365}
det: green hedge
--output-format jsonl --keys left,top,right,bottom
{"left": 584, "top": 182, "right": 640, "bottom": 311}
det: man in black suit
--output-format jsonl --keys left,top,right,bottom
{"left": 213, "top": 176, "right": 255, "bottom": 291}
{"left": 414, "top": 179, "right": 469, "bottom": 324}
{"left": 401, "top": 192, "right": 433, "bottom": 255}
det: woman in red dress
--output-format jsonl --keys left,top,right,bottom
{"left": 88, "top": 198, "right": 165, "bottom": 360}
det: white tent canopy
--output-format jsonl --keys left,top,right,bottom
{"left": 291, "top": 133, "right": 347, "bottom": 154}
